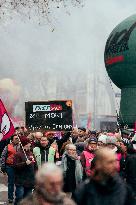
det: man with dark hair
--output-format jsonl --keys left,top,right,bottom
{"left": 1, "top": 134, "right": 20, "bottom": 204}
{"left": 73, "top": 147, "right": 135, "bottom": 205}
{"left": 14, "top": 137, "right": 37, "bottom": 205}
{"left": 78, "top": 127, "right": 86, "bottom": 138}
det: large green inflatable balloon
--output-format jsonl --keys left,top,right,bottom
{"left": 104, "top": 14, "right": 136, "bottom": 128}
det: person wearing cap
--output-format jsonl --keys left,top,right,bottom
{"left": 13, "top": 137, "right": 37, "bottom": 205}
{"left": 97, "top": 134, "right": 107, "bottom": 148}
{"left": 106, "top": 135, "right": 122, "bottom": 172}
{"left": 80, "top": 138, "right": 97, "bottom": 179}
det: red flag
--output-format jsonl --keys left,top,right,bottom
{"left": 0, "top": 99, "right": 15, "bottom": 141}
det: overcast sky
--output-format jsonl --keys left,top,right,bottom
{"left": 0, "top": 0, "right": 136, "bottom": 120}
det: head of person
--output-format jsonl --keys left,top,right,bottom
{"left": 106, "top": 135, "right": 118, "bottom": 153}
{"left": 87, "top": 138, "right": 97, "bottom": 152}
{"left": 40, "top": 136, "right": 49, "bottom": 148}
{"left": 121, "top": 130, "right": 130, "bottom": 139}
{"left": 72, "top": 127, "right": 79, "bottom": 138}
{"left": 97, "top": 134, "right": 107, "bottom": 148}
{"left": 65, "top": 144, "right": 77, "bottom": 157}
{"left": 35, "top": 132, "right": 43, "bottom": 142}
{"left": 119, "top": 141, "right": 128, "bottom": 153}
{"left": 27, "top": 133, "right": 35, "bottom": 142}
{"left": 35, "top": 163, "right": 63, "bottom": 197}
{"left": 91, "top": 131, "right": 97, "bottom": 138}
{"left": 78, "top": 127, "right": 86, "bottom": 137}
{"left": 11, "top": 134, "right": 19, "bottom": 145}
{"left": 45, "top": 132, "right": 54, "bottom": 140}
{"left": 93, "top": 147, "right": 118, "bottom": 179}
{"left": 20, "top": 137, "right": 31, "bottom": 151}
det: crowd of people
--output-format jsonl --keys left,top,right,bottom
{"left": 0, "top": 126, "right": 136, "bottom": 205}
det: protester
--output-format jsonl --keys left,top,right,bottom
{"left": 78, "top": 127, "right": 86, "bottom": 138}
{"left": 106, "top": 135, "right": 122, "bottom": 172}
{"left": 125, "top": 140, "right": 136, "bottom": 197}
{"left": 19, "top": 163, "right": 76, "bottom": 205}
{"left": 80, "top": 137, "right": 97, "bottom": 179}
{"left": 61, "top": 144, "right": 83, "bottom": 195}
{"left": 73, "top": 147, "right": 135, "bottom": 205}
{"left": 1, "top": 134, "right": 20, "bottom": 204}
{"left": 71, "top": 127, "right": 79, "bottom": 143}
{"left": 33, "top": 136, "right": 50, "bottom": 167}
{"left": 34, "top": 132, "right": 43, "bottom": 146}
{"left": 13, "top": 137, "right": 37, "bottom": 205}
{"left": 97, "top": 134, "right": 107, "bottom": 148}
{"left": 119, "top": 140, "right": 128, "bottom": 179}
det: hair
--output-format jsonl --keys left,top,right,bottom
{"left": 93, "top": 147, "right": 116, "bottom": 167}
{"left": 65, "top": 143, "right": 76, "bottom": 151}
{"left": 36, "top": 163, "right": 62, "bottom": 185}
{"left": 35, "top": 132, "right": 43, "bottom": 136}
{"left": 10, "top": 134, "right": 18, "bottom": 141}
{"left": 40, "top": 136, "right": 48, "bottom": 141}
{"left": 15, "top": 127, "right": 20, "bottom": 130}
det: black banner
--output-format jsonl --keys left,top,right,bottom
{"left": 25, "top": 100, "right": 73, "bottom": 131}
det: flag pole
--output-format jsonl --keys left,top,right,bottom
{"left": 17, "top": 136, "right": 28, "bottom": 161}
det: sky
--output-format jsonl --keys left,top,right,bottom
{"left": 0, "top": 0, "right": 136, "bottom": 125}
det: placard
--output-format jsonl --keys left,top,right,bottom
{"left": 25, "top": 100, "right": 73, "bottom": 131}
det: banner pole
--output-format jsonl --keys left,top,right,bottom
{"left": 17, "top": 136, "right": 29, "bottom": 161}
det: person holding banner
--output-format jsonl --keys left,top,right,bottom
{"left": 1, "top": 134, "right": 20, "bottom": 204}
{"left": 13, "top": 137, "right": 37, "bottom": 205}
{"left": 33, "top": 136, "right": 59, "bottom": 168}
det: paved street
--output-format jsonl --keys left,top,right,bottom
{"left": 0, "top": 172, "right": 8, "bottom": 205}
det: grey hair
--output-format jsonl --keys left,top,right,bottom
{"left": 65, "top": 143, "right": 76, "bottom": 151}
{"left": 35, "top": 132, "right": 43, "bottom": 137}
{"left": 36, "top": 163, "right": 63, "bottom": 184}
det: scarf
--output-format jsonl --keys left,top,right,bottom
{"left": 61, "top": 152, "right": 83, "bottom": 186}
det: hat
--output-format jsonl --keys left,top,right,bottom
{"left": 45, "top": 132, "right": 54, "bottom": 137}
{"left": 91, "top": 131, "right": 97, "bottom": 135}
{"left": 122, "top": 130, "right": 130, "bottom": 135}
{"left": 106, "top": 136, "right": 117, "bottom": 145}
{"left": 20, "top": 137, "right": 30, "bottom": 147}
{"left": 98, "top": 134, "right": 107, "bottom": 144}
{"left": 78, "top": 127, "right": 86, "bottom": 132}
{"left": 88, "top": 137, "right": 97, "bottom": 143}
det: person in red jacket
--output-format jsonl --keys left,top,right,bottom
{"left": 1, "top": 134, "right": 20, "bottom": 204}
{"left": 80, "top": 138, "right": 97, "bottom": 179}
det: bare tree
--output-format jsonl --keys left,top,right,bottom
{"left": 0, "top": 0, "right": 84, "bottom": 25}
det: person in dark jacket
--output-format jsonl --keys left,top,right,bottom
{"left": 13, "top": 137, "right": 37, "bottom": 205}
{"left": 126, "top": 141, "right": 136, "bottom": 197}
{"left": 73, "top": 147, "right": 135, "bottom": 205}
{"left": 61, "top": 144, "right": 83, "bottom": 195}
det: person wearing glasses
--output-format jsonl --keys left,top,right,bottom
{"left": 61, "top": 144, "right": 83, "bottom": 196}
